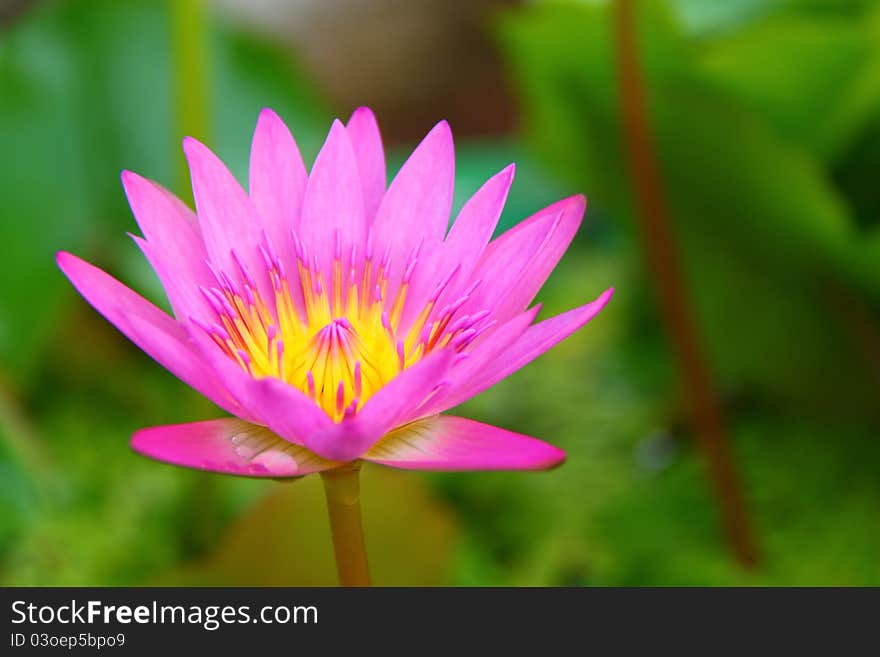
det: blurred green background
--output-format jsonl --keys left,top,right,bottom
{"left": 1, "top": 0, "right": 879, "bottom": 586}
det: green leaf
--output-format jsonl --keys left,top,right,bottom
{"left": 498, "top": 0, "right": 879, "bottom": 414}
{"left": 699, "top": 9, "right": 880, "bottom": 160}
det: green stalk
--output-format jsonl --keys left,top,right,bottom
{"left": 321, "top": 464, "right": 372, "bottom": 586}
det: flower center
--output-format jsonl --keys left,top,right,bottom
{"left": 193, "top": 232, "right": 491, "bottom": 422}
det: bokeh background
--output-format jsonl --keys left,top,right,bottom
{"left": 1, "top": 0, "right": 879, "bottom": 586}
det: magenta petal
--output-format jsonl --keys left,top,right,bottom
{"left": 121, "top": 171, "right": 206, "bottom": 267}
{"left": 239, "top": 376, "right": 337, "bottom": 452}
{"left": 397, "top": 163, "right": 515, "bottom": 331}
{"left": 346, "top": 106, "right": 386, "bottom": 221}
{"left": 419, "top": 306, "right": 539, "bottom": 415}
{"left": 132, "top": 418, "right": 339, "bottom": 478}
{"left": 364, "top": 415, "right": 566, "bottom": 471}
{"left": 309, "top": 348, "right": 457, "bottom": 462}
{"left": 466, "top": 195, "right": 586, "bottom": 322}
{"left": 375, "top": 119, "right": 454, "bottom": 244}
{"left": 358, "top": 347, "right": 455, "bottom": 427}
{"left": 183, "top": 326, "right": 327, "bottom": 439}
{"left": 56, "top": 252, "right": 236, "bottom": 414}
{"left": 131, "top": 236, "right": 214, "bottom": 324}
{"left": 444, "top": 163, "right": 515, "bottom": 283}
{"left": 299, "top": 119, "right": 366, "bottom": 278}
{"left": 249, "top": 108, "right": 307, "bottom": 269}
{"left": 121, "top": 172, "right": 213, "bottom": 319}
{"left": 370, "top": 121, "right": 454, "bottom": 301}
{"left": 431, "top": 289, "right": 613, "bottom": 414}
{"left": 183, "top": 137, "right": 268, "bottom": 295}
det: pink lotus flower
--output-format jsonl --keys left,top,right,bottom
{"left": 57, "top": 108, "right": 612, "bottom": 478}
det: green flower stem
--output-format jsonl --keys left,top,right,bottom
{"left": 321, "top": 464, "right": 372, "bottom": 586}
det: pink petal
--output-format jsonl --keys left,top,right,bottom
{"left": 185, "top": 326, "right": 331, "bottom": 441}
{"left": 131, "top": 418, "right": 339, "bottom": 478}
{"left": 56, "top": 252, "right": 237, "bottom": 415}
{"left": 356, "top": 347, "right": 456, "bottom": 430}
{"left": 298, "top": 119, "right": 366, "bottom": 279}
{"left": 121, "top": 172, "right": 214, "bottom": 319}
{"left": 465, "top": 195, "right": 586, "bottom": 323}
{"left": 364, "top": 415, "right": 566, "bottom": 471}
{"left": 370, "top": 121, "right": 455, "bottom": 302}
{"left": 310, "top": 348, "right": 457, "bottom": 462}
{"left": 444, "top": 163, "right": 515, "bottom": 283}
{"left": 429, "top": 289, "right": 614, "bottom": 414}
{"left": 346, "top": 106, "right": 386, "bottom": 221}
{"left": 130, "top": 236, "right": 213, "bottom": 324}
{"left": 183, "top": 137, "right": 269, "bottom": 297}
{"left": 239, "top": 376, "right": 337, "bottom": 453}
{"left": 398, "top": 163, "right": 515, "bottom": 332}
{"left": 121, "top": 171, "right": 203, "bottom": 257}
{"left": 249, "top": 108, "right": 308, "bottom": 271}
{"left": 419, "top": 306, "right": 539, "bottom": 415}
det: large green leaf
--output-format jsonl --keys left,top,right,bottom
{"left": 699, "top": 8, "right": 880, "bottom": 160}
{"left": 498, "top": 0, "right": 879, "bottom": 414}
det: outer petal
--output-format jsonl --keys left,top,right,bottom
{"left": 308, "top": 348, "right": 457, "bottom": 462}
{"left": 354, "top": 347, "right": 456, "bottom": 432}
{"left": 421, "top": 306, "right": 541, "bottom": 415}
{"left": 364, "top": 415, "right": 566, "bottom": 471}
{"left": 346, "top": 106, "right": 386, "bottom": 221}
{"left": 241, "top": 377, "right": 338, "bottom": 453}
{"left": 121, "top": 172, "right": 214, "bottom": 320}
{"left": 131, "top": 236, "right": 214, "bottom": 324}
{"left": 298, "top": 119, "right": 366, "bottom": 280}
{"left": 56, "top": 252, "right": 237, "bottom": 415}
{"left": 464, "top": 195, "right": 586, "bottom": 323}
{"left": 249, "top": 108, "right": 308, "bottom": 269}
{"left": 185, "top": 326, "right": 333, "bottom": 445}
{"left": 428, "top": 289, "right": 614, "bottom": 414}
{"left": 132, "top": 419, "right": 339, "bottom": 478}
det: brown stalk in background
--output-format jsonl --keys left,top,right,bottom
{"left": 614, "top": 0, "right": 760, "bottom": 567}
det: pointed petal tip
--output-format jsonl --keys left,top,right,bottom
{"left": 596, "top": 286, "right": 615, "bottom": 307}
{"left": 364, "top": 416, "right": 568, "bottom": 472}
{"left": 316, "top": 119, "right": 355, "bottom": 156}
{"left": 542, "top": 446, "right": 568, "bottom": 470}
{"left": 131, "top": 419, "right": 339, "bottom": 478}
{"left": 119, "top": 169, "right": 155, "bottom": 198}
{"left": 426, "top": 119, "right": 453, "bottom": 145}
{"left": 348, "top": 106, "right": 377, "bottom": 122}
{"left": 254, "top": 107, "right": 293, "bottom": 137}
{"left": 564, "top": 193, "right": 587, "bottom": 215}
{"left": 257, "top": 106, "right": 281, "bottom": 122}
{"left": 55, "top": 250, "right": 74, "bottom": 269}
{"left": 181, "top": 135, "right": 207, "bottom": 159}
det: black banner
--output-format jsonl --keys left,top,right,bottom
{"left": 1, "top": 587, "right": 876, "bottom": 652}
